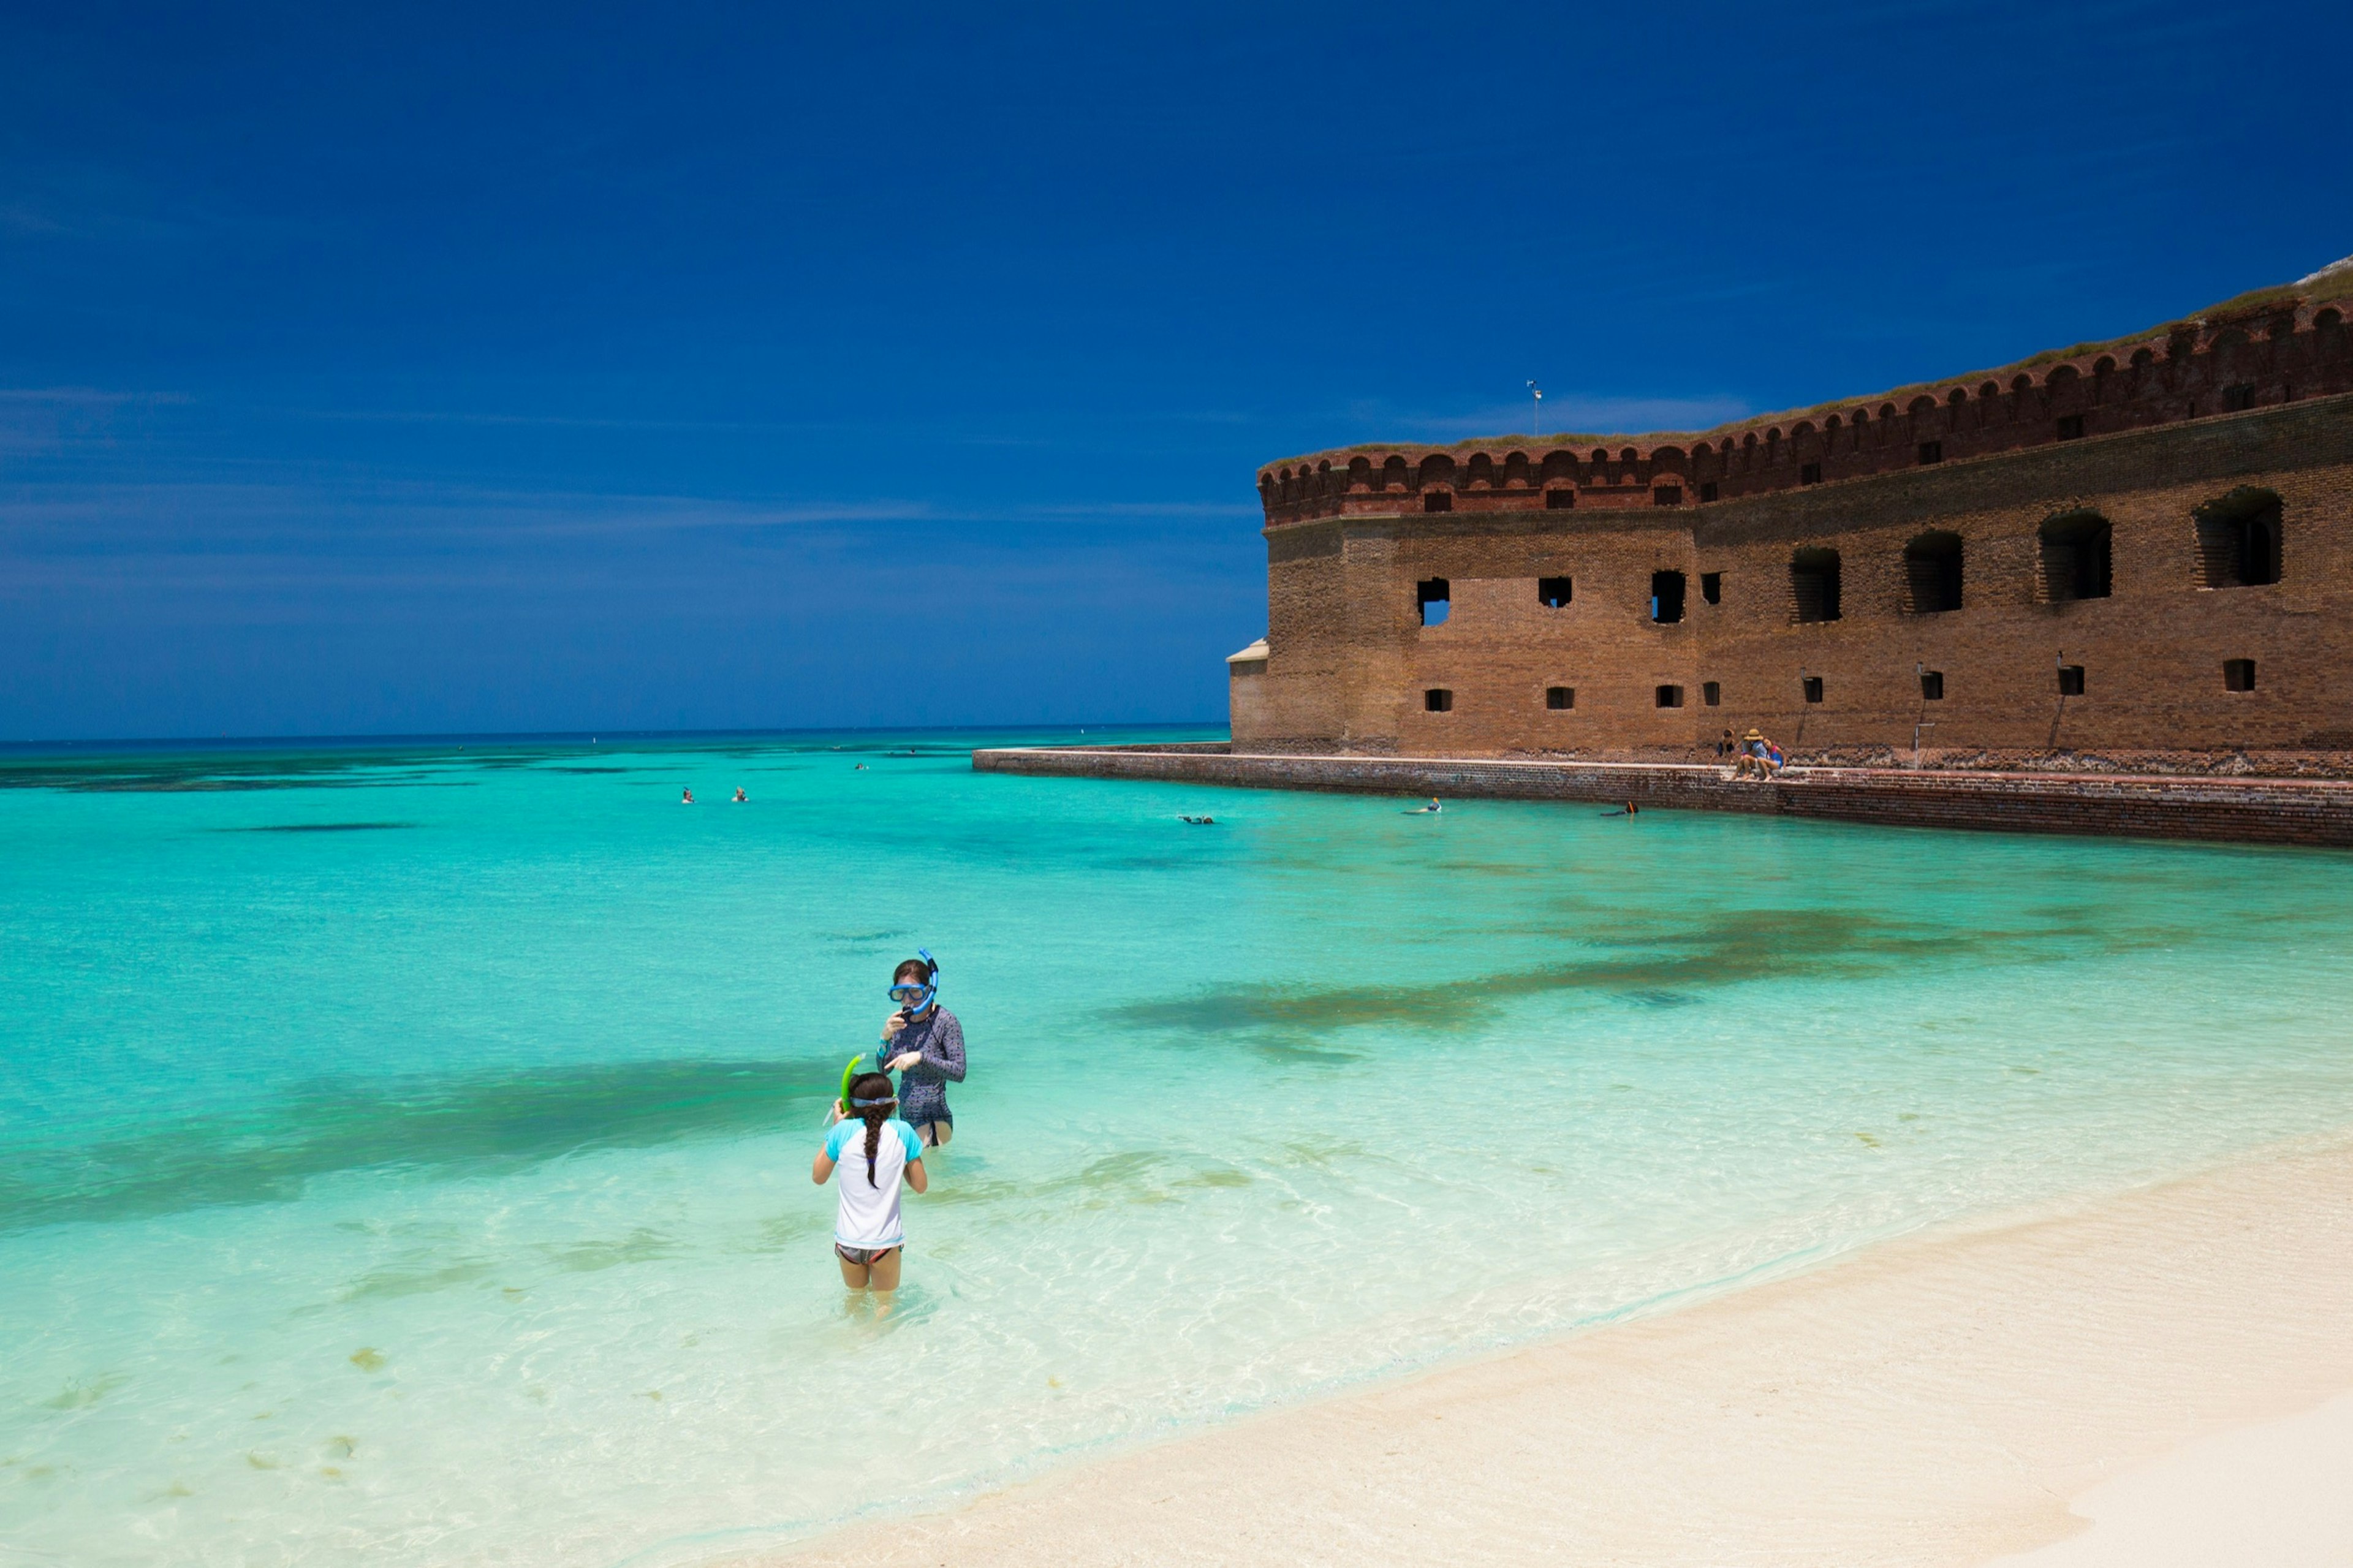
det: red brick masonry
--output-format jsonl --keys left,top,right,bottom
{"left": 1233, "top": 271, "right": 2353, "bottom": 765}
{"left": 971, "top": 744, "right": 2353, "bottom": 849}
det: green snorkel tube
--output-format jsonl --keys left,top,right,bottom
{"left": 835, "top": 1053, "right": 871, "bottom": 1116}
{"left": 835, "top": 949, "right": 939, "bottom": 1113}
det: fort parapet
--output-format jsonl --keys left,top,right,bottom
{"left": 1260, "top": 291, "right": 2353, "bottom": 524}
{"left": 1233, "top": 267, "right": 2353, "bottom": 773}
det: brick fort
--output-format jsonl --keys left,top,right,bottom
{"left": 1230, "top": 263, "right": 2353, "bottom": 776}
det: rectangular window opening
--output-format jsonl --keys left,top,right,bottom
{"left": 1800, "top": 462, "right": 1822, "bottom": 485}
{"left": 1422, "top": 490, "right": 1453, "bottom": 513}
{"left": 1802, "top": 676, "right": 1824, "bottom": 704}
{"left": 1654, "top": 485, "right": 1683, "bottom": 507}
{"left": 1699, "top": 480, "right": 1720, "bottom": 503}
{"left": 1700, "top": 572, "right": 1722, "bottom": 605}
{"left": 2039, "top": 517, "right": 2113, "bottom": 601}
{"left": 1423, "top": 687, "right": 1454, "bottom": 713}
{"left": 1790, "top": 549, "right": 1842, "bottom": 623}
{"left": 1917, "top": 440, "right": 1943, "bottom": 465}
{"left": 1920, "top": 670, "right": 1944, "bottom": 701}
{"left": 1650, "top": 569, "right": 1686, "bottom": 625}
{"left": 1702, "top": 681, "right": 1721, "bottom": 706}
{"left": 1415, "top": 578, "right": 1450, "bottom": 627}
{"left": 1545, "top": 686, "right": 1574, "bottom": 710}
{"left": 2223, "top": 384, "right": 2256, "bottom": 412}
{"left": 1537, "top": 575, "right": 1572, "bottom": 609}
{"left": 2055, "top": 414, "right": 2085, "bottom": 441}
{"left": 2195, "top": 494, "right": 2283, "bottom": 588}
{"left": 2224, "top": 658, "right": 2256, "bottom": 692}
{"left": 2058, "top": 665, "right": 2086, "bottom": 697}
{"left": 1902, "top": 534, "right": 1965, "bottom": 614}
{"left": 1544, "top": 488, "right": 1576, "bottom": 509}
{"left": 1655, "top": 684, "right": 1684, "bottom": 709}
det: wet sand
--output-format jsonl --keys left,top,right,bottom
{"left": 749, "top": 1135, "right": 2353, "bottom": 1567}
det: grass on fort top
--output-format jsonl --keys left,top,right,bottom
{"left": 1275, "top": 258, "right": 2353, "bottom": 468}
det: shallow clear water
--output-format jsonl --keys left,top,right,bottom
{"left": 5, "top": 730, "right": 2353, "bottom": 1567}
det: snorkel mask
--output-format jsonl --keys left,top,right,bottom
{"left": 886, "top": 949, "right": 940, "bottom": 1012}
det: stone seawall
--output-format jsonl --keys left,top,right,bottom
{"left": 971, "top": 745, "right": 2353, "bottom": 849}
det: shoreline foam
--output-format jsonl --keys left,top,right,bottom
{"left": 749, "top": 1134, "right": 2353, "bottom": 1567}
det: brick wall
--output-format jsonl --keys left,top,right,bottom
{"left": 1258, "top": 297, "right": 2353, "bottom": 524}
{"left": 1237, "top": 394, "right": 2353, "bottom": 770}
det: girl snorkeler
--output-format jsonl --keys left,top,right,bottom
{"left": 813, "top": 1070, "right": 927, "bottom": 1292}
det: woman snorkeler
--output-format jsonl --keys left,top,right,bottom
{"left": 879, "top": 953, "right": 964, "bottom": 1148}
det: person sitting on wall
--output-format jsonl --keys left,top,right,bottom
{"left": 1763, "top": 738, "right": 1786, "bottom": 775}
{"left": 1732, "top": 730, "right": 1768, "bottom": 780}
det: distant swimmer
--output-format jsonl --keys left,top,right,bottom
{"left": 732, "top": 786, "right": 748, "bottom": 803}
{"left": 681, "top": 787, "right": 696, "bottom": 805}
{"left": 854, "top": 763, "right": 869, "bottom": 771}
{"left": 1603, "top": 800, "right": 1641, "bottom": 817}
{"left": 1179, "top": 814, "right": 1216, "bottom": 825}
{"left": 1409, "top": 798, "right": 1442, "bottom": 814}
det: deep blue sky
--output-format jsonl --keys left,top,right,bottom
{"left": 3, "top": 1, "right": 2346, "bottom": 740}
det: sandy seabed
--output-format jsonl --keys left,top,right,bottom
{"left": 747, "top": 1135, "right": 2353, "bottom": 1568}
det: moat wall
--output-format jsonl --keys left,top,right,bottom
{"left": 973, "top": 746, "right": 2353, "bottom": 849}
{"left": 1235, "top": 393, "right": 2353, "bottom": 772}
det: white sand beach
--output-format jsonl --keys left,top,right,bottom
{"left": 1989, "top": 1387, "right": 2353, "bottom": 1568}
{"left": 754, "top": 1137, "right": 2353, "bottom": 1567}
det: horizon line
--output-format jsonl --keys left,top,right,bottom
{"left": 0, "top": 721, "right": 1229, "bottom": 758}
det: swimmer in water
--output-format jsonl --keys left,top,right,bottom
{"left": 814, "top": 1070, "right": 926, "bottom": 1297}
{"left": 1413, "top": 798, "right": 1442, "bottom": 814}
{"left": 732, "top": 786, "right": 747, "bottom": 803}
{"left": 681, "top": 787, "right": 695, "bottom": 805}
{"left": 878, "top": 955, "right": 963, "bottom": 1148}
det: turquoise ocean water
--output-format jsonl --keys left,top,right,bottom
{"left": 6, "top": 729, "right": 2353, "bottom": 1566}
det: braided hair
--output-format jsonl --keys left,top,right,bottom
{"left": 845, "top": 1070, "right": 896, "bottom": 1188}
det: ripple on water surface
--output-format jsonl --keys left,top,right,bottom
{"left": 3, "top": 729, "right": 2351, "bottom": 1566}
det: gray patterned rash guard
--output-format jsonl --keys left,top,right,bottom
{"left": 891, "top": 1006, "right": 964, "bottom": 1127}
